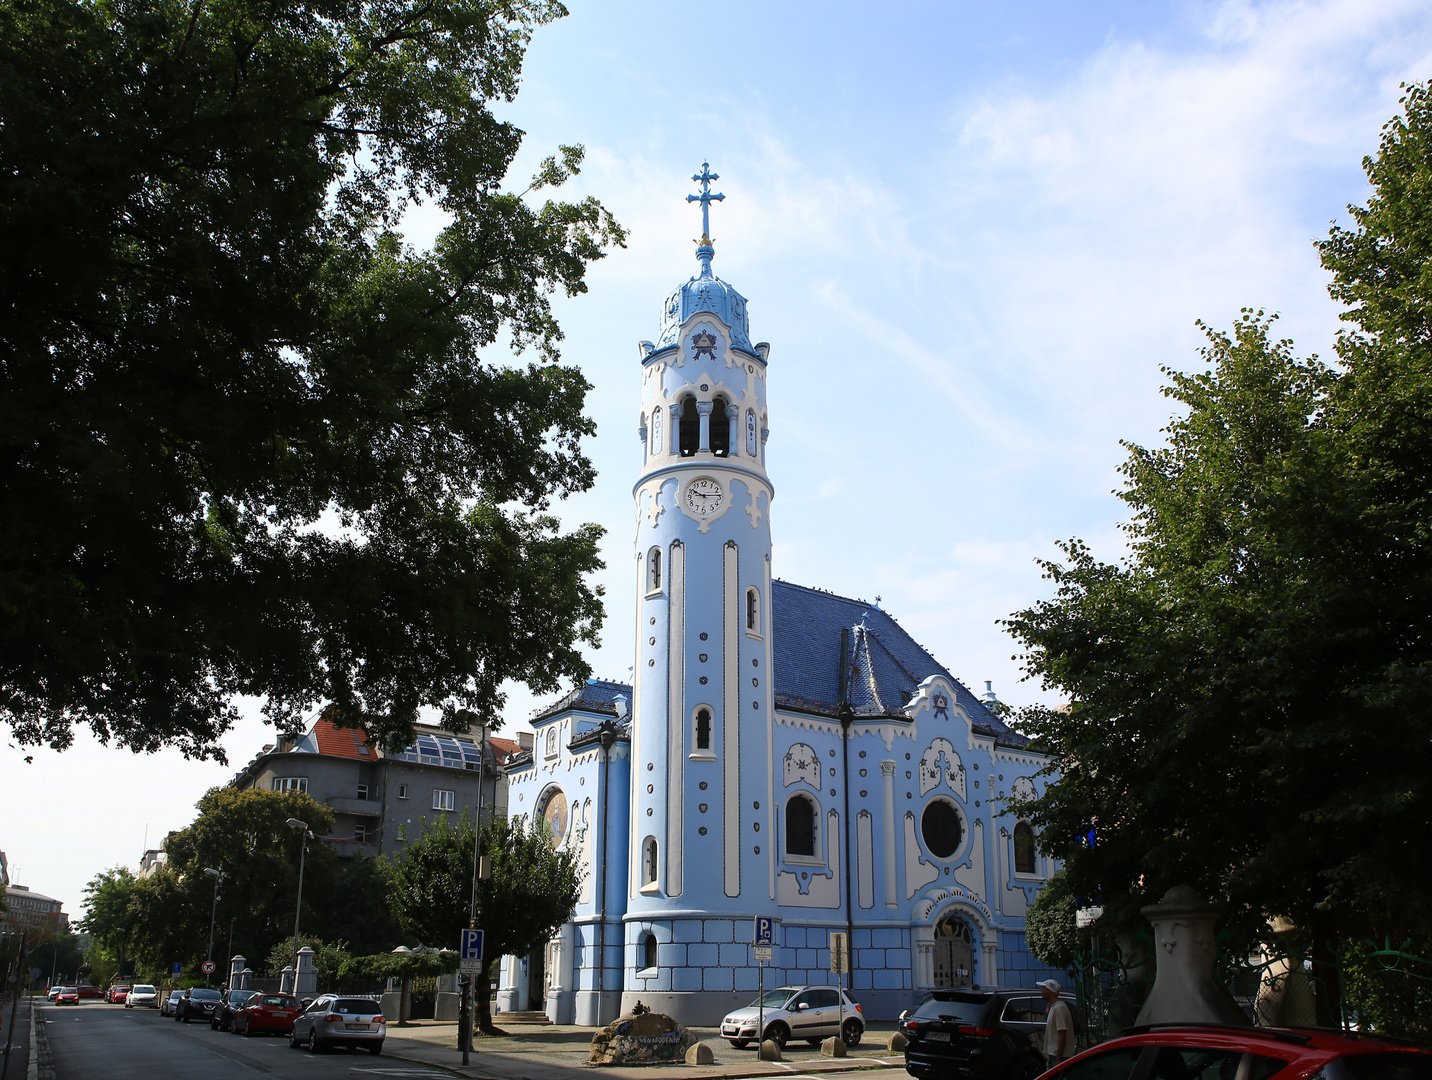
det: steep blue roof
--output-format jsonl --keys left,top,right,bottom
{"left": 524, "top": 586, "right": 1023, "bottom": 747}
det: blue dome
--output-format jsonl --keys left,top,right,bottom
{"left": 655, "top": 243, "right": 755, "bottom": 354}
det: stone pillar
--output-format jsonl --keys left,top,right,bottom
{"left": 228, "top": 955, "right": 245, "bottom": 989}
{"left": 695, "top": 400, "right": 713, "bottom": 452}
{"left": 295, "top": 946, "right": 318, "bottom": 997}
{"left": 1133, "top": 886, "right": 1249, "bottom": 1026}
{"left": 668, "top": 403, "right": 683, "bottom": 457}
{"left": 280, "top": 965, "right": 295, "bottom": 995}
{"left": 725, "top": 404, "right": 740, "bottom": 455}
{"left": 238, "top": 968, "right": 253, "bottom": 991}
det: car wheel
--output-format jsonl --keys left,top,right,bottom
{"left": 1007, "top": 1056, "right": 1044, "bottom": 1080}
{"left": 842, "top": 1020, "right": 863, "bottom": 1048}
{"left": 244, "top": 1022, "right": 255, "bottom": 1037}
{"left": 764, "top": 1022, "right": 789, "bottom": 1050}
{"left": 307, "top": 1029, "right": 326, "bottom": 1053}
{"left": 289, "top": 1026, "right": 302, "bottom": 1049}
{"left": 368, "top": 1042, "right": 382, "bottom": 1056}
{"left": 210, "top": 1016, "right": 219, "bottom": 1029}
{"left": 729, "top": 1040, "right": 749, "bottom": 1049}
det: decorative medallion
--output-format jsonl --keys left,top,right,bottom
{"left": 691, "top": 331, "right": 718, "bottom": 362}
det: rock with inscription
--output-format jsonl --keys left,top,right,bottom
{"left": 589, "top": 1008, "right": 699, "bottom": 1066}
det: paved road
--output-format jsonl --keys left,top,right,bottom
{"left": 39, "top": 1001, "right": 446, "bottom": 1080}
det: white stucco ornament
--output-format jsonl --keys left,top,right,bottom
{"left": 1133, "top": 885, "right": 1250, "bottom": 1027}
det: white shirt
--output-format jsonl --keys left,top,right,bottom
{"left": 1044, "top": 998, "right": 1072, "bottom": 1058}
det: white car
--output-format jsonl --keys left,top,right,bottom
{"left": 125, "top": 984, "right": 159, "bottom": 1008}
{"left": 288, "top": 995, "right": 386, "bottom": 1055}
{"left": 721, "top": 984, "right": 864, "bottom": 1049}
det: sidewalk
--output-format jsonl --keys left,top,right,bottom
{"left": 382, "top": 1021, "right": 908, "bottom": 1080}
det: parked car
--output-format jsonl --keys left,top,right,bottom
{"left": 211, "top": 989, "right": 259, "bottom": 1031}
{"left": 175, "top": 986, "right": 222, "bottom": 1023}
{"left": 161, "top": 990, "right": 184, "bottom": 1017}
{"left": 288, "top": 995, "right": 386, "bottom": 1055}
{"left": 1046, "top": 1023, "right": 1432, "bottom": 1080}
{"left": 54, "top": 987, "right": 79, "bottom": 1005}
{"left": 233, "top": 993, "right": 302, "bottom": 1037}
{"left": 125, "top": 985, "right": 159, "bottom": 1009}
{"left": 77, "top": 984, "right": 103, "bottom": 999}
{"left": 106, "top": 985, "right": 131, "bottom": 1004}
{"left": 721, "top": 984, "right": 864, "bottom": 1049}
{"left": 903, "top": 988, "right": 1084, "bottom": 1080}
{"left": 46, "top": 986, "right": 63, "bottom": 1002}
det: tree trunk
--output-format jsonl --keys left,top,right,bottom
{"left": 476, "top": 957, "right": 498, "bottom": 1034}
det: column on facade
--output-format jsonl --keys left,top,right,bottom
{"left": 725, "top": 404, "right": 739, "bottom": 455}
{"left": 881, "top": 760, "right": 898, "bottom": 908}
{"left": 695, "top": 399, "right": 713, "bottom": 452}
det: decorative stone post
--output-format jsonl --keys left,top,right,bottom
{"left": 295, "top": 946, "right": 318, "bottom": 997}
{"left": 1133, "top": 886, "right": 1249, "bottom": 1026}
{"left": 228, "top": 954, "right": 245, "bottom": 989}
{"left": 238, "top": 967, "right": 253, "bottom": 991}
{"left": 280, "top": 965, "right": 295, "bottom": 995}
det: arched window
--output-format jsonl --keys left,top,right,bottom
{"left": 641, "top": 836, "right": 659, "bottom": 889}
{"left": 647, "top": 547, "right": 662, "bottom": 594}
{"left": 746, "top": 587, "right": 761, "bottom": 633}
{"left": 641, "top": 932, "right": 658, "bottom": 971}
{"left": 1013, "top": 820, "right": 1037, "bottom": 874}
{"left": 921, "top": 798, "right": 964, "bottom": 859}
{"left": 785, "top": 794, "right": 816, "bottom": 858}
{"left": 677, "top": 395, "right": 699, "bottom": 457}
{"left": 694, "top": 708, "right": 711, "bottom": 751}
{"left": 710, "top": 396, "right": 731, "bottom": 457}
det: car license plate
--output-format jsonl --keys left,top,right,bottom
{"left": 345, "top": 1023, "right": 369, "bottom": 1030}
{"left": 927, "top": 1031, "right": 951, "bottom": 1042}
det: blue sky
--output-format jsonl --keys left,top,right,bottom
{"left": 7, "top": 0, "right": 1432, "bottom": 915}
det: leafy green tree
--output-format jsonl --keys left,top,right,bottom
{"left": 1009, "top": 83, "right": 1432, "bottom": 1029}
{"left": 0, "top": 0, "right": 622, "bottom": 761}
{"left": 1025, "top": 867, "right": 1080, "bottom": 970}
{"left": 386, "top": 811, "right": 579, "bottom": 1032}
{"left": 315, "top": 855, "right": 404, "bottom": 958}
{"left": 129, "top": 788, "right": 337, "bottom": 974}
{"left": 78, "top": 867, "right": 140, "bottom": 977}
{"left": 263, "top": 934, "right": 350, "bottom": 989}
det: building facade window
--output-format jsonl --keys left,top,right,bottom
{"left": 647, "top": 547, "right": 662, "bottom": 594}
{"left": 357, "top": 784, "right": 369, "bottom": 800}
{"left": 694, "top": 707, "right": 711, "bottom": 751}
{"left": 922, "top": 798, "right": 964, "bottom": 859}
{"left": 271, "top": 777, "right": 308, "bottom": 793}
{"left": 710, "top": 396, "right": 731, "bottom": 456}
{"left": 785, "top": 794, "right": 817, "bottom": 858}
{"left": 433, "top": 789, "right": 456, "bottom": 811}
{"left": 640, "top": 836, "right": 659, "bottom": 890}
{"left": 354, "top": 823, "right": 367, "bottom": 843}
{"left": 1013, "top": 820, "right": 1037, "bottom": 874}
{"left": 641, "top": 932, "right": 658, "bottom": 972}
{"left": 398, "top": 784, "right": 409, "bottom": 800}
{"left": 677, "top": 395, "right": 699, "bottom": 456}
{"left": 746, "top": 587, "right": 761, "bottom": 634}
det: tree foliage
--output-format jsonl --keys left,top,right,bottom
{"left": 385, "top": 810, "right": 579, "bottom": 1031}
{"left": 263, "top": 933, "right": 350, "bottom": 984}
{"left": 1025, "top": 867, "right": 1080, "bottom": 970}
{"left": 338, "top": 950, "right": 457, "bottom": 981}
{"left": 0, "top": 0, "right": 623, "bottom": 760}
{"left": 1008, "top": 82, "right": 1432, "bottom": 957}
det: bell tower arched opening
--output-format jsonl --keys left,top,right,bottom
{"left": 677, "top": 394, "right": 699, "bottom": 456}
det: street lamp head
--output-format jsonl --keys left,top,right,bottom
{"left": 285, "top": 818, "right": 308, "bottom": 830}
{"left": 204, "top": 867, "right": 222, "bottom": 879}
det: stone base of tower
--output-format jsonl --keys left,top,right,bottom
{"left": 574, "top": 990, "right": 623, "bottom": 1027}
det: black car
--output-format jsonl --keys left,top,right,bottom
{"left": 903, "top": 989, "right": 1084, "bottom": 1080}
{"left": 211, "top": 989, "right": 259, "bottom": 1031}
{"left": 175, "top": 986, "right": 222, "bottom": 1023}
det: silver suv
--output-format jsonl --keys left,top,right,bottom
{"left": 721, "top": 985, "right": 864, "bottom": 1049}
{"left": 288, "top": 994, "right": 386, "bottom": 1055}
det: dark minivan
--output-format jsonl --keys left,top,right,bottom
{"left": 904, "top": 989, "right": 1081, "bottom": 1080}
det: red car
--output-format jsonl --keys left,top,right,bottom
{"left": 77, "top": 984, "right": 103, "bottom": 999}
{"left": 106, "top": 985, "right": 131, "bottom": 1004}
{"left": 232, "top": 993, "right": 303, "bottom": 1037}
{"left": 1046, "top": 1024, "right": 1431, "bottom": 1080}
{"left": 54, "top": 987, "right": 79, "bottom": 1005}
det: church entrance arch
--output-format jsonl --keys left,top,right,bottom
{"left": 932, "top": 912, "right": 975, "bottom": 989}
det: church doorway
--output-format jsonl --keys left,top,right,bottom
{"left": 932, "top": 913, "right": 975, "bottom": 989}
{"left": 526, "top": 946, "right": 546, "bottom": 1011}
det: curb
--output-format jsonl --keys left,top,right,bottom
{"left": 376, "top": 1045, "right": 905, "bottom": 1080}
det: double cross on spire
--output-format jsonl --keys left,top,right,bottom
{"left": 686, "top": 162, "right": 724, "bottom": 244}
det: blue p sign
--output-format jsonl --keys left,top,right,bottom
{"left": 171, "top": 962, "right": 182, "bottom": 976}
{"left": 460, "top": 928, "right": 484, "bottom": 962}
{"left": 753, "top": 916, "right": 774, "bottom": 947}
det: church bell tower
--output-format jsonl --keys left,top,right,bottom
{"left": 627, "top": 165, "right": 776, "bottom": 958}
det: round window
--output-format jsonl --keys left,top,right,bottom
{"left": 921, "top": 799, "right": 963, "bottom": 859}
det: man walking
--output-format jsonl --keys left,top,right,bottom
{"left": 1039, "top": 978, "right": 1072, "bottom": 1071}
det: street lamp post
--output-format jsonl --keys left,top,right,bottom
{"left": 286, "top": 818, "right": 312, "bottom": 992}
{"left": 203, "top": 868, "right": 224, "bottom": 987}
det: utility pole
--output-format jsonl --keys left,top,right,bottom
{"left": 286, "top": 819, "right": 312, "bottom": 991}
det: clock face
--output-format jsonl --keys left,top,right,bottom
{"left": 684, "top": 477, "right": 725, "bottom": 517}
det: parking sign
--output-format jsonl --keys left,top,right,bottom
{"left": 459, "top": 928, "right": 484, "bottom": 975}
{"left": 171, "top": 962, "right": 182, "bottom": 976}
{"left": 753, "top": 916, "right": 774, "bottom": 947}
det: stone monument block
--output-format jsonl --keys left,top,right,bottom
{"left": 685, "top": 1041, "right": 716, "bottom": 1065}
{"left": 589, "top": 1007, "right": 699, "bottom": 1065}
{"left": 1134, "top": 885, "right": 1249, "bottom": 1027}
{"left": 821, "top": 1036, "right": 847, "bottom": 1057}
{"left": 758, "top": 1039, "right": 782, "bottom": 1061}
{"left": 888, "top": 1030, "right": 908, "bottom": 1052}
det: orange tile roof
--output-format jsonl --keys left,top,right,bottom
{"left": 489, "top": 736, "right": 521, "bottom": 763}
{"left": 311, "top": 711, "right": 373, "bottom": 760}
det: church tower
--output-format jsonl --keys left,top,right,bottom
{"left": 625, "top": 165, "right": 776, "bottom": 1017}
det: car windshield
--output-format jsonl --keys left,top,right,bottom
{"left": 229, "top": 991, "right": 257, "bottom": 1003}
{"left": 132, "top": 986, "right": 155, "bottom": 993}
{"left": 261, "top": 995, "right": 298, "bottom": 1007}
{"left": 168, "top": 991, "right": 182, "bottom": 999}
{"left": 749, "top": 988, "right": 798, "bottom": 1008}
{"left": 333, "top": 998, "right": 379, "bottom": 1013}
{"left": 912, "top": 991, "right": 993, "bottom": 1023}
{"left": 189, "top": 989, "right": 221, "bottom": 1000}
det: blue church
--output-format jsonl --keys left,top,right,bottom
{"left": 496, "top": 166, "right": 1062, "bottom": 1027}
